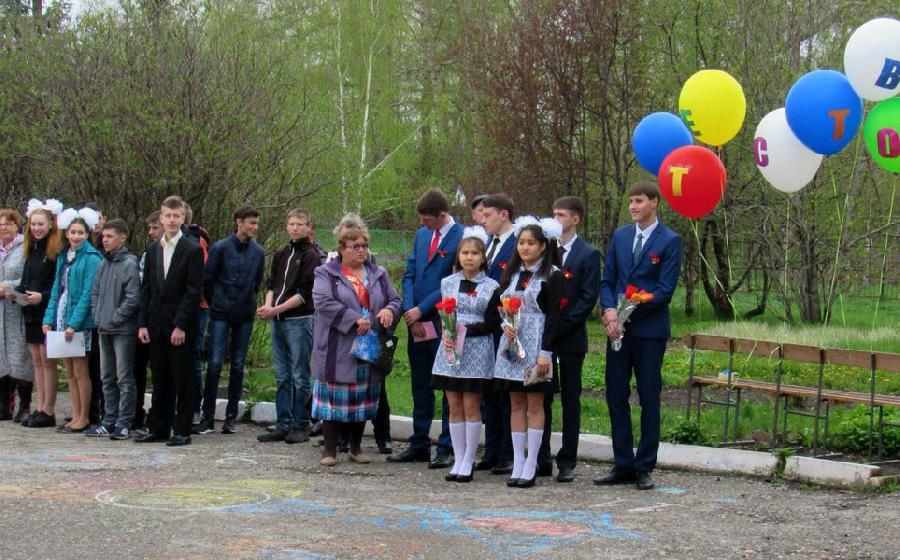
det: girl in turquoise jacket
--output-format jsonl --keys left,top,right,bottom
{"left": 43, "top": 214, "right": 102, "bottom": 432}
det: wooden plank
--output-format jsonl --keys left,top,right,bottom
{"left": 826, "top": 348, "right": 874, "bottom": 369}
{"left": 876, "top": 352, "right": 900, "bottom": 373}
{"left": 689, "top": 334, "right": 732, "bottom": 352}
{"left": 689, "top": 376, "right": 900, "bottom": 407}
{"left": 734, "top": 338, "right": 781, "bottom": 358}
{"left": 783, "top": 343, "right": 824, "bottom": 365}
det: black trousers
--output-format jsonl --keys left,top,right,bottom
{"left": 133, "top": 338, "right": 151, "bottom": 428}
{"left": 148, "top": 337, "right": 197, "bottom": 438}
{"left": 539, "top": 352, "right": 584, "bottom": 470}
{"left": 88, "top": 328, "right": 103, "bottom": 423}
{"left": 338, "top": 382, "right": 392, "bottom": 443}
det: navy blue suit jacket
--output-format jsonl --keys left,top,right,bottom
{"left": 600, "top": 222, "right": 681, "bottom": 339}
{"left": 401, "top": 223, "right": 464, "bottom": 320}
{"left": 486, "top": 233, "right": 516, "bottom": 283}
{"left": 556, "top": 236, "right": 602, "bottom": 354}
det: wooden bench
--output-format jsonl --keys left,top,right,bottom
{"left": 683, "top": 334, "right": 900, "bottom": 460}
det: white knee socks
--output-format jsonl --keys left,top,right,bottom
{"left": 449, "top": 422, "right": 466, "bottom": 476}
{"left": 519, "top": 428, "right": 543, "bottom": 481}
{"left": 458, "top": 421, "right": 482, "bottom": 477}
{"left": 511, "top": 431, "right": 527, "bottom": 479}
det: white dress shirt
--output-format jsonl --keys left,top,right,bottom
{"left": 160, "top": 229, "right": 183, "bottom": 279}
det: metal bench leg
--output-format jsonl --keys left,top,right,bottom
{"left": 733, "top": 388, "right": 742, "bottom": 441}
{"left": 823, "top": 401, "right": 830, "bottom": 451}
{"left": 878, "top": 406, "right": 885, "bottom": 459}
{"left": 686, "top": 335, "right": 696, "bottom": 419}
{"left": 868, "top": 353, "right": 876, "bottom": 464}
{"left": 723, "top": 339, "right": 734, "bottom": 443}
{"left": 812, "top": 350, "right": 825, "bottom": 456}
{"left": 696, "top": 385, "right": 703, "bottom": 420}
{"left": 782, "top": 395, "right": 789, "bottom": 443}
{"left": 771, "top": 345, "right": 784, "bottom": 452}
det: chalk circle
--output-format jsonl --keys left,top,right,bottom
{"left": 96, "top": 487, "right": 270, "bottom": 511}
{"left": 462, "top": 517, "right": 592, "bottom": 538}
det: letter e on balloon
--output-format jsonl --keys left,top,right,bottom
{"left": 680, "top": 109, "right": 699, "bottom": 137}
{"left": 753, "top": 137, "right": 769, "bottom": 167}
{"left": 669, "top": 166, "right": 690, "bottom": 196}
{"left": 878, "top": 128, "right": 900, "bottom": 158}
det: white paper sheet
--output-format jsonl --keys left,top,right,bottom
{"left": 46, "top": 330, "right": 87, "bottom": 358}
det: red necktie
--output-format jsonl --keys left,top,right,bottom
{"left": 428, "top": 229, "right": 441, "bottom": 260}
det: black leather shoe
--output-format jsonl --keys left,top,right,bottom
{"left": 337, "top": 438, "right": 350, "bottom": 453}
{"left": 428, "top": 453, "right": 453, "bottom": 469}
{"left": 475, "top": 459, "right": 496, "bottom": 471}
{"left": 506, "top": 477, "right": 520, "bottom": 487}
{"left": 376, "top": 440, "right": 393, "bottom": 454}
{"left": 134, "top": 432, "right": 169, "bottom": 443}
{"left": 490, "top": 460, "right": 513, "bottom": 475}
{"left": 515, "top": 476, "right": 536, "bottom": 488}
{"left": 536, "top": 463, "right": 553, "bottom": 477}
{"left": 257, "top": 428, "right": 288, "bottom": 442}
{"left": 556, "top": 466, "right": 575, "bottom": 483}
{"left": 166, "top": 435, "right": 192, "bottom": 447}
{"left": 386, "top": 448, "right": 431, "bottom": 463}
{"left": 456, "top": 473, "right": 473, "bottom": 483}
{"left": 593, "top": 470, "right": 637, "bottom": 485}
{"left": 444, "top": 473, "right": 458, "bottom": 482}
{"left": 636, "top": 471, "right": 654, "bottom": 490}
{"left": 308, "top": 421, "right": 323, "bottom": 437}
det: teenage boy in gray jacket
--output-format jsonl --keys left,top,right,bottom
{"left": 89, "top": 219, "right": 141, "bottom": 440}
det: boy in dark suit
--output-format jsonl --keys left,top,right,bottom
{"left": 474, "top": 193, "right": 516, "bottom": 475}
{"left": 136, "top": 196, "right": 204, "bottom": 446}
{"left": 388, "top": 189, "right": 462, "bottom": 468}
{"left": 595, "top": 181, "right": 681, "bottom": 490}
{"left": 538, "top": 196, "right": 601, "bottom": 482}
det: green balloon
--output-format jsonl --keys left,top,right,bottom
{"left": 864, "top": 97, "right": 900, "bottom": 173}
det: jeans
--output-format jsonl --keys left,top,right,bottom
{"left": 99, "top": 333, "right": 137, "bottom": 428}
{"left": 192, "top": 307, "right": 210, "bottom": 415}
{"left": 272, "top": 316, "right": 313, "bottom": 431}
{"left": 201, "top": 318, "right": 254, "bottom": 421}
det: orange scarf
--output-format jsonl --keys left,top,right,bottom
{"left": 341, "top": 265, "right": 370, "bottom": 310}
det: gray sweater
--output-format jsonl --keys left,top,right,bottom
{"left": 91, "top": 247, "right": 141, "bottom": 335}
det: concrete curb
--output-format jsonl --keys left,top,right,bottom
{"left": 783, "top": 456, "right": 882, "bottom": 487}
{"left": 168, "top": 396, "right": 884, "bottom": 488}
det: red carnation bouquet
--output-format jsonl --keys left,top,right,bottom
{"left": 499, "top": 295, "right": 526, "bottom": 363}
{"left": 435, "top": 297, "right": 460, "bottom": 365}
{"left": 611, "top": 285, "right": 654, "bottom": 351}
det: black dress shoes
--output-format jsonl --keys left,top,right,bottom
{"left": 536, "top": 463, "right": 553, "bottom": 477}
{"left": 490, "top": 460, "right": 513, "bottom": 475}
{"left": 636, "top": 471, "right": 654, "bottom": 490}
{"left": 376, "top": 440, "right": 393, "bottom": 454}
{"left": 166, "top": 435, "right": 192, "bottom": 447}
{"left": 444, "top": 473, "right": 458, "bottom": 482}
{"left": 386, "top": 447, "right": 431, "bottom": 463}
{"left": 556, "top": 466, "right": 575, "bottom": 482}
{"left": 134, "top": 432, "right": 169, "bottom": 443}
{"left": 474, "top": 459, "right": 496, "bottom": 471}
{"left": 506, "top": 477, "right": 520, "bottom": 487}
{"left": 515, "top": 476, "right": 536, "bottom": 488}
{"left": 593, "top": 470, "right": 637, "bottom": 485}
{"left": 428, "top": 453, "right": 453, "bottom": 469}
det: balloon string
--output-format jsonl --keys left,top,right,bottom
{"left": 689, "top": 219, "right": 740, "bottom": 320}
{"left": 783, "top": 195, "right": 791, "bottom": 320}
{"left": 822, "top": 132, "right": 862, "bottom": 328}
{"left": 715, "top": 145, "right": 738, "bottom": 321}
{"left": 872, "top": 174, "right": 897, "bottom": 334}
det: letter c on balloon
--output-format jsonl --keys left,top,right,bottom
{"left": 753, "top": 137, "right": 769, "bottom": 167}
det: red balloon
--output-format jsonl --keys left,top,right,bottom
{"left": 657, "top": 145, "right": 727, "bottom": 219}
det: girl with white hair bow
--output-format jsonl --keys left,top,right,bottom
{"left": 41, "top": 207, "right": 103, "bottom": 432}
{"left": 493, "top": 216, "right": 567, "bottom": 489}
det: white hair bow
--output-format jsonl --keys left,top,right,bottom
{"left": 539, "top": 217, "right": 563, "bottom": 240}
{"left": 57, "top": 208, "right": 79, "bottom": 230}
{"left": 512, "top": 215, "right": 540, "bottom": 237}
{"left": 26, "top": 198, "right": 65, "bottom": 217}
{"left": 462, "top": 225, "right": 488, "bottom": 245}
{"left": 78, "top": 208, "right": 101, "bottom": 230}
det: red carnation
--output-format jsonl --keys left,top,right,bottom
{"left": 467, "top": 289, "right": 478, "bottom": 297}
{"left": 562, "top": 269, "right": 573, "bottom": 280}
{"left": 625, "top": 284, "right": 639, "bottom": 299}
{"left": 649, "top": 253, "right": 660, "bottom": 265}
{"left": 560, "top": 297, "right": 569, "bottom": 310}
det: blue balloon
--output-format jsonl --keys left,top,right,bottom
{"left": 632, "top": 112, "right": 694, "bottom": 175}
{"left": 785, "top": 70, "right": 864, "bottom": 155}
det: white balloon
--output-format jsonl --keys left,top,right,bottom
{"left": 844, "top": 17, "right": 900, "bottom": 101}
{"left": 753, "top": 108, "right": 823, "bottom": 193}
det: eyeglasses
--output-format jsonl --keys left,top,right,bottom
{"left": 0, "top": 222, "right": 15, "bottom": 228}
{"left": 347, "top": 243, "right": 369, "bottom": 251}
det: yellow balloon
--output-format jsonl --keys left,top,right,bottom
{"left": 678, "top": 69, "right": 746, "bottom": 147}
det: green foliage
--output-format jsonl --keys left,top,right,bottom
{"left": 830, "top": 406, "right": 900, "bottom": 456}
{"left": 662, "top": 418, "right": 711, "bottom": 446}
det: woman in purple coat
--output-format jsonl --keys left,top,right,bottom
{"left": 311, "top": 214, "right": 400, "bottom": 466}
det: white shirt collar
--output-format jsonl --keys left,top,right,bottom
{"left": 437, "top": 216, "right": 455, "bottom": 238}
{"left": 635, "top": 220, "right": 658, "bottom": 241}
{"left": 161, "top": 229, "right": 183, "bottom": 248}
{"left": 559, "top": 233, "right": 578, "bottom": 253}
{"left": 493, "top": 225, "right": 514, "bottom": 246}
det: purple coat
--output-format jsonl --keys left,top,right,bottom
{"left": 311, "top": 258, "right": 401, "bottom": 384}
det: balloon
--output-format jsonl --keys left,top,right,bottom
{"left": 678, "top": 69, "right": 746, "bottom": 147}
{"left": 843, "top": 17, "right": 900, "bottom": 101}
{"left": 658, "top": 145, "right": 727, "bottom": 220}
{"left": 753, "top": 108, "right": 824, "bottom": 193}
{"left": 632, "top": 112, "right": 694, "bottom": 175}
{"left": 785, "top": 70, "right": 864, "bottom": 155}
{"left": 864, "top": 97, "right": 900, "bottom": 173}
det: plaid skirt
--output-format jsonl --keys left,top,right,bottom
{"left": 311, "top": 365, "right": 382, "bottom": 422}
